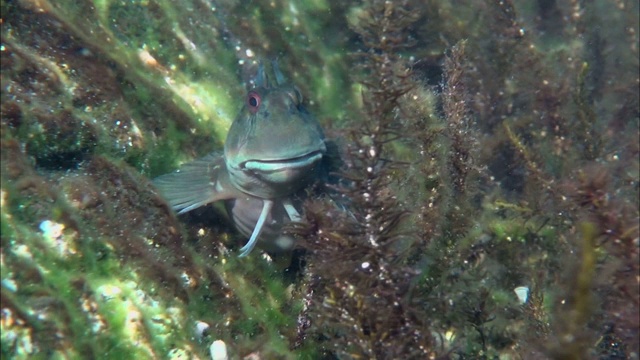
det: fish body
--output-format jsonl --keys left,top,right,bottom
{"left": 154, "top": 62, "right": 327, "bottom": 257}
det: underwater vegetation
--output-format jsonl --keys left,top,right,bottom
{"left": 1, "top": 0, "right": 638, "bottom": 359}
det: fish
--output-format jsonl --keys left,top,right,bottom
{"left": 153, "top": 61, "right": 328, "bottom": 257}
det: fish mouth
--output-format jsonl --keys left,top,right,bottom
{"left": 242, "top": 151, "right": 323, "bottom": 172}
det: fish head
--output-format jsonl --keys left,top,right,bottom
{"left": 224, "top": 63, "right": 326, "bottom": 198}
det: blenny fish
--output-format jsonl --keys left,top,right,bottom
{"left": 153, "top": 61, "right": 327, "bottom": 257}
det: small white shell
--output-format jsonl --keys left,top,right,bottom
{"left": 39, "top": 220, "right": 65, "bottom": 240}
{"left": 210, "top": 340, "right": 228, "bottom": 360}
{"left": 195, "top": 321, "right": 210, "bottom": 337}
{"left": 514, "top": 286, "right": 530, "bottom": 304}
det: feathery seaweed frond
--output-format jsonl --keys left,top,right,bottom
{"left": 289, "top": 1, "right": 437, "bottom": 358}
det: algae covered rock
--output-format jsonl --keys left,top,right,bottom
{"left": 1, "top": 0, "right": 352, "bottom": 358}
{"left": 20, "top": 108, "right": 98, "bottom": 169}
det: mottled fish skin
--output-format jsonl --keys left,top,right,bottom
{"left": 153, "top": 61, "right": 327, "bottom": 257}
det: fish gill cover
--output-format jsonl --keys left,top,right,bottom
{"left": 1, "top": 0, "right": 638, "bottom": 359}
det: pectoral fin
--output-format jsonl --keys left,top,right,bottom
{"left": 238, "top": 199, "right": 274, "bottom": 257}
{"left": 153, "top": 154, "right": 238, "bottom": 214}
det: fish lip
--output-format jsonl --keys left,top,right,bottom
{"left": 241, "top": 150, "right": 324, "bottom": 172}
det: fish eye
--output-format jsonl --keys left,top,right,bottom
{"left": 247, "top": 91, "right": 261, "bottom": 113}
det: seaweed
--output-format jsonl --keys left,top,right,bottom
{"left": 290, "top": 0, "right": 638, "bottom": 358}
{"left": 289, "top": 1, "right": 436, "bottom": 358}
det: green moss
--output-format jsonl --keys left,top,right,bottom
{"left": 0, "top": 205, "right": 15, "bottom": 242}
